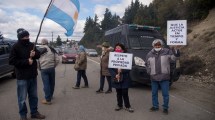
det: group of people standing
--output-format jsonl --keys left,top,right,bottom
{"left": 9, "top": 28, "right": 180, "bottom": 120}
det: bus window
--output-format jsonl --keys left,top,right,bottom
{"left": 139, "top": 36, "right": 154, "bottom": 48}
{"left": 129, "top": 36, "right": 141, "bottom": 49}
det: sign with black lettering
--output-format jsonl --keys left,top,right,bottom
{"left": 167, "top": 20, "right": 187, "bottom": 45}
{"left": 108, "top": 52, "right": 133, "bottom": 70}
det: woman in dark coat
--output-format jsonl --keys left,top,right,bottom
{"left": 96, "top": 42, "right": 112, "bottom": 93}
{"left": 109, "top": 43, "right": 134, "bottom": 113}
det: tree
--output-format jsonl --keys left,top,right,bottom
{"left": 156, "top": 0, "right": 184, "bottom": 30}
{"left": 184, "top": 0, "right": 215, "bottom": 21}
{"left": 83, "top": 16, "right": 94, "bottom": 33}
{"left": 56, "top": 35, "right": 62, "bottom": 46}
{"left": 123, "top": 0, "right": 140, "bottom": 24}
{"left": 0, "top": 32, "right": 3, "bottom": 40}
{"left": 100, "top": 8, "right": 113, "bottom": 31}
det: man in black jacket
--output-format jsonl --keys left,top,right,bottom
{"left": 9, "top": 28, "right": 45, "bottom": 120}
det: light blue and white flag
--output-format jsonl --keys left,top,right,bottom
{"left": 46, "top": 0, "right": 80, "bottom": 36}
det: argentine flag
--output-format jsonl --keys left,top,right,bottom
{"left": 46, "top": 0, "right": 80, "bottom": 36}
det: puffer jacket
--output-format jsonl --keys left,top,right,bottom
{"left": 145, "top": 48, "right": 180, "bottom": 81}
{"left": 75, "top": 51, "right": 87, "bottom": 70}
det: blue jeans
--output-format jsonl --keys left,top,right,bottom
{"left": 41, "top": 67, "right": 55, "bottom": 101}
{"left": 17, "top": 78, "right": 38, "bottom": 118}
{"left": 76, "top": 70, "right": 88, "bottom": 87}
{"left": 151, "top": 80, "right": 169, "bottom": 110}
{"left": 99, "top": 75, "right": 112, "bottom": 91}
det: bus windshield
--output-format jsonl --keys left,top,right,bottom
{"left": 129, "top": 35, "right": 154, "bottom": 49}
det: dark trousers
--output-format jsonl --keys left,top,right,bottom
{"left": 116, "top": 88, "right": 131, "bottom": 108}
{"left": 99, "top": 75, "right": 112, "bottom": 91}
{"left": 76, "top": 70, "right": 88, "bottom": 87}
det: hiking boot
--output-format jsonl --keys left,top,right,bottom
{"left": 105, "top": 90, "right": 112, "bottom": 94}
{"left": 150, "top": 107, "right": 159, "bottom": 112}
{"left": 41, "top": 99, "right": 52, "bottom": 105}
{"left": 72, "top": 86, "right": 80, "bottom": 89}
{"left": 96, "top": 89, "right": 104, "bottom": 93}
{"left": 81, "top": 85, "right": 89, "bottom": 88}
{"left": 125, "top": 107, "right": 134, "bottom": 113}
{"left": 20, "top": 117, "right": 28, "bottom": 120}
{"left": 115, "top": 106, "right": 123, "bottom": 111}
{"left": 163, "top": 109, "right": 168, "bottom": 115}
{"left": 31, "top": 112, "right": 45, "bottom": 119}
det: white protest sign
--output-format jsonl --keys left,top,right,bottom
{"left": 108, "top": 52, "right": 133, "bottom": 70}
{"left": 167, "top": 20, "right": 187, "bottom": 45}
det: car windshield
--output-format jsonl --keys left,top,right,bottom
{"left": 129, "top": 35, "right": 154, "bottom": 49}
{"left": 88, "top": 49, "right": 97, "bottom": 52}
{"left": 64, "top": 49, "right": 77, "bottom": 54}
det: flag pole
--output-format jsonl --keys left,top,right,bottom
{"left": 34, "top": 0, "right": 54, "bottom": 49}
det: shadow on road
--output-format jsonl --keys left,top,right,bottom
{"left": 0, "top": 75, "right": 14, "bottom": 84}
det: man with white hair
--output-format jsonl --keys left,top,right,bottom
{"left": 145, "top": 39, "right": 180, "bottom": 114}
{"left": 38, "top": 38, "right": 59, "bottom": 105}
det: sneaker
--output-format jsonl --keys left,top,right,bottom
{"left": 20, "top": 117, "right": 28, "bottom": 120}
{"left": 81, "top": 86, "right": 89, "bottom": 88}
{"left": 105, "top": 90, "right": 112, "bottom": 94}
{"left": 31, "top": 112, "right": 45, "bottom": 119}
{"left": 96, "top": 89, "right": 104, "bottom": 93}
{"left": 163, "top": 109, "right": 168, "bottom": 115}
{"left": 115, "top": 106, "right": 123, "bottom": 111}
{"left": 72, "top": 86, "right": 80, "bottom": 89}
{"left": 125, "top": 107, "right": 134, "bottom": 113}
{"left": 150, "top": 107, "right": 159, "bottom": 112}
{"left": 41, "top": 99, "right": 52, "bottom": 105}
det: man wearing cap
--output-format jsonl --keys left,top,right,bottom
{"left": 96, "top": 42, "right": 112, "bottom": 93}
{"left": 9, "top": 28, "right": 45, "bottom": 120}
{"left": 145, "top": 39, "right": 180, "bottom": 115}
{"left": 38, "top": 38, "right": 59, "bottom": 105}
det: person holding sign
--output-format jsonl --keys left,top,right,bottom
{"left": 145, "top": 39, "right": 180, "bottom": 115}
{"left": 109, "top": 43, "right": 134, "bottom": 113}
{"left": 96, "top": 42, "right": 112, "bottom": 94}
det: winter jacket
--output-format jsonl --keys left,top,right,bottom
{"left": 75, "top": 51, "right": 87, "bottom": 70}
{"left": 145, "top": 48, "right": 180, "bottom": 81}
{"left": 100, "top": 51, "right": 111, "bottom": 76}
{"left": 38, "top": 45, "right": 59, "bottom": 70}
{"left": 9, "top": 40, "right": 40, "bottom": 80}
{"left": 109, "top": 68, "right": 131, "bottom": 89}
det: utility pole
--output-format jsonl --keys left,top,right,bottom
{"left": 52, "top": 31, "right": 53, "bottom": 47}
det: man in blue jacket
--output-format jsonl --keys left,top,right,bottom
{"left": 146, "top": 39, "right": 180, "bottom": 115}
{"left": 9, "top": 28, "right": 45, "bottom": 120}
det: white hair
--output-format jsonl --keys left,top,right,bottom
{"left": 41, "top": 38, "right": 49, "bottom": 45}
{"left": 152, "top": 39, "right": 164, "bottom": 47}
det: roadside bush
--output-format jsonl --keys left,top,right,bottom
{"left": 180, "top": 56, "right": 205, "bottom": 75}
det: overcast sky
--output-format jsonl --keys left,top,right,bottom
{"left": 0, "top": 0, "right": 152, "bottom": 42}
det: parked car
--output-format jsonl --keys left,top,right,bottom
{"left": 54, "top": 47, "right": 63, "bottom": 55}
{"left": 62, "top": 49, "right": 78, "bottom": 63}
{"left": 0, "top": 40, "right": 17, "bottom": 78}
{"left": 86, "top": 49, "right": 98, "bottom": 57}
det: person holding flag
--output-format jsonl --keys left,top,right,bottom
{"left": 9, "top": 28, "right": 45, "bottom": 120}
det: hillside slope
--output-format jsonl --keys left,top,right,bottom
{"left": 180, "top": 8, "right": 215, "bottom": 85}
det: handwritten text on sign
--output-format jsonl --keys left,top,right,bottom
{"left": 167, "top": 20, "right": 187, "bottom": 45}
{"left": 108, "top": 52, "right": 133, "bottom": 70}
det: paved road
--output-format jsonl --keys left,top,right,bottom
{"left": 0, "top": 57, "right": 214, "bottom": 120}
